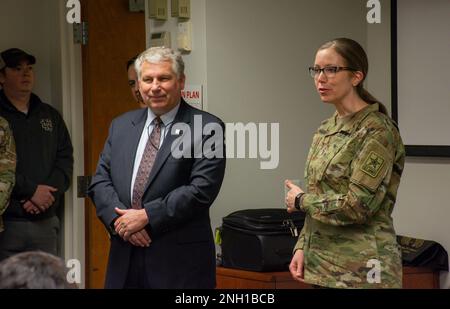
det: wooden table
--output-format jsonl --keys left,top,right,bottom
{"left": 216, "top": 266, "right": 440, "bottom": 289}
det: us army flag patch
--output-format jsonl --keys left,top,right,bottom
{"left": 361, "top": 151, "right": 385, "bottom": 178}
{"left": 351, "top": 139, "right": 391, "bottom": 191}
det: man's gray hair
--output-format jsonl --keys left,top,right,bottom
{"left": 0, "top": 251, "right": 76, "bottom": 289}
{"left": 135, "top": 47, "right": 185, "bottom": 79}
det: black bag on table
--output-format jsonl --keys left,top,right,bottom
{"left": 220, "top": 208, "right": 305, "bottom": 272}
{"left": 397, "top": 235, "right": 449, "bottom": 271}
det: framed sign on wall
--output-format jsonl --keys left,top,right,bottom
{"left": 391, "top": 0, "right": 450, "bottom": 157}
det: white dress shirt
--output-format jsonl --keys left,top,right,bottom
{"left": 130, "top": 103, "right": 180, "bottom": 200}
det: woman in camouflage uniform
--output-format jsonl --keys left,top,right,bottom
{"left": 285, "top": 38, "right": 405, "bottom": 288}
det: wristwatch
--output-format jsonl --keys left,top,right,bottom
{"left": 294, "top": 192, "right": 305, "bottom": 210}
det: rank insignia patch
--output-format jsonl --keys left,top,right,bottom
{"left": 361, "top": 151, "right": 385, "bottom": 178}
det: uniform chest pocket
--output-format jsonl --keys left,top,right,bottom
{"left": 309, "top": 134, "right": 356, "bottom": 183}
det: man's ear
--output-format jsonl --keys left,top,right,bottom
{"left": 352, "top": 71, "right": 364, "bottom": 87}
{"left": 137, "top": 79, "right": 145, "bottom": 100}
{"left": 179, "top": 73, "right": 186, "bottom": 90}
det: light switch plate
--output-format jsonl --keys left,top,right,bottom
{"left": 148, "top": 0, "right": 168, "bottom": 20}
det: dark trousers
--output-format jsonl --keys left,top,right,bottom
{"left": 0, "top": 216, "right": 60, "bottom": 262}
{"left": 124, "top": 246, "right": 151, "bottom": 289}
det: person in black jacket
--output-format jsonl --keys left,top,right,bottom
{"left": 0, "top": 48, "right": 73, "bottom": 261}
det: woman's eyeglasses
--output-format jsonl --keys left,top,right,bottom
{"left": 308, "top": 66, "right": 356, "bottom": 78}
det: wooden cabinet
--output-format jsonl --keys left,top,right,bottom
{"left": 402, "top": 266, "right": 440, "bottom": 289}
{"left": 216, "top": 266, "right": 440, "bottom": 289}
{"left": 217, "top": 266, "right": 313, "bottom": 289}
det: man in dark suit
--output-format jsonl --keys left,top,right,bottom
{"left": 88, "top": 47, "right": 226, "bottom": 289}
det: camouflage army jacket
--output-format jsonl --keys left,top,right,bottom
{"left": 294, "top": 103, "right": 405, "bottom": 288}
{"left": 0, "top": 116, "right": 16, "bottom": 232}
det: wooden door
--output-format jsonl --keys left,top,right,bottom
{"left": 81, "top": 0, "right": 146, "bottom": 288}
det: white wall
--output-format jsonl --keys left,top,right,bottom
{"left": 0, "top": 0, "right": 62, "bottom": 110}
{"left": 57, "top": 1, "right": 86, "bottom": 288}
{"left": 396, "top": 0, "right": 450, "bottom": 146}
{"left": 366, "top": 0, "right": 391, "bottom": 112}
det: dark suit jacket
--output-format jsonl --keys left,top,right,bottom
{"left": 88, "top": 100, "right": 226, "bottom": 288}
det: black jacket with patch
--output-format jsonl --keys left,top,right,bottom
{"left": 0, "top": 90, "right": 73, "bottom": 221}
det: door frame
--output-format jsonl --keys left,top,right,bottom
{"left": 57, "top": 0, "right": 86, "bottom": 288}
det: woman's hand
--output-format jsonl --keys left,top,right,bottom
{"left": 284, "top": 179, "right": 303, "bottom": 213}
{"left": 289, "top": 249, "right": 305, "bottom": 282}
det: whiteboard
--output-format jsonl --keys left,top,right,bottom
{"left": 393, "top": 0, "right": 450, "bottom": 156}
